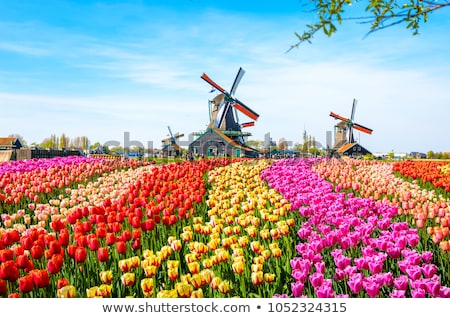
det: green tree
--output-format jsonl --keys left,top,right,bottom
{"left": 289, "top": 0, "right": 450, "bottom": 50}
{"left": 59, "top": 133, "right": 70, "bottom": 149}
{"left": 427, "top": 150, "right": 435, "bottom": 159}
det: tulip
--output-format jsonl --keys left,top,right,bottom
{"left": 141, "top": 278, "right": 154, "bottom": 297}
{"left": 97, "top": 247, "right": 109, "bottom": 262}
{"left": 30, "top": 269, "right": 50, "bottom": 289}
{"left": 175, "top": 281, "right": 193, "bottom": 298}
{"left": 251, "top": 271, "right": 264, "bottom": 286}
{"left": 0, "top": 279, "right": 7, "bottom": 296}
{"left": 0, "top": 261, "right": 19, "bottom": 282}
{"left": 100, "top": 270, "right": 113, "bottom": 284}
{"left": 57, "top": 278, "right": 69, "bottom": 290}
{"left": 86, "top": 286, "right": 100, "bottom": 298}
{"left": 121, "top": 273, "right": 135, "bottom": 287}
{"left": 187, "top": 261, "right": 200, "bottom": 275}
{"left": 75, "top": 247, "right": 87, "bottom": 263}
{"left": 19, "top": 274, "right": 34, "bottom": 293}
{"left": 57, "top": 285, "right": 77, "bottom": 298}
{"left": 191, "top": 288, "right": 204, "bottom": 298}
{"left": 116, "top": 241, "right": 127, "bottom": 255}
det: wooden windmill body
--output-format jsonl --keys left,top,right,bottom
{"left": 330, "top": 99, "right": 373, "bottom": 157}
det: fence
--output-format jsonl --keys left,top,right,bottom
{"left": 10, "top": 149, "right": 84, "bottom": 161}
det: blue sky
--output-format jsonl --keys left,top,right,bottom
{"left": 0, "top": 1, "right": 449, "bottom": 153}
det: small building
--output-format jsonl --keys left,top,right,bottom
{"left": 336, "top": 142, "right": 372, "bottom": 158}
{"left": 189, "top": 127, "right": 258, "bottom": 158}
{"left": 0, "top": 137, "right": 22, "bottom": 150}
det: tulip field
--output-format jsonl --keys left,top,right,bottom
{"left": 0, "top": 156, "right": 449, "bottom": 298}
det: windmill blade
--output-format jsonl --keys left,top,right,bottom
{"left": 241, "top": 122, "right": 255, "bottom": 128}
{"left": 329, "top": 112, "right": 349, "bottom": 122}
{"left": 348, "top": 126, "right": 355, "bottom": 143}
{"left": 201, "top": 73, "right": 227, "bottom": 94}
{"left": 230, "top": 67, "right": 246, "bottom": 97}
{"left": 233, "top": 98, "right": 259, "bottom": 121}
{"left": 216, "top": 100, "right": 233, "bottom": 129}
{"left": 353, "top": 123, "right": 373, "bottom": 135}
{"left": 167, "top": 126, "right": 174, "bottom": 138}
{"left": 350, "top": 99, "right": 357, "bottom": 121}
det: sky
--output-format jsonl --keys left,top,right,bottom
{"left": 0, "top": 0, "right": 449, "bottom": 154}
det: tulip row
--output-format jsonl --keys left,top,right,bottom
{"left": 313, "top": 158, "right": 450, "bottom": 251}
{"left": 261, "top": 158, "right": 450, "bottom": 298}
{"left": 0, "top": 156, "right": 148, "bottom": 209}
{"left": 393, "top": 160, "right": 450, "bottom": 192}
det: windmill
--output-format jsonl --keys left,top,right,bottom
{"left": 329, "top": 98, "right": 373, "bottom": 156}
{"left": 161, "top": 126, "right": 184, "bottom": 157}
{"left": 201, "top": 67, "right": 259, "bottom": 145}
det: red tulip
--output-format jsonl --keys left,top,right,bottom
{"left": 88, "top": 237, "right": 100, "bottom": 251}
{"left": 57, "top": 278, "right": 69, "bottom": 290}
{"left": 0, "top": 279, "right": 7, "bottom": 296}
{"left": 106, "top": 233, "right": 115, "bottom": 246}
{"left": 116, "top": 241, "right": 127, "bottom": 255}
{"left": 58, "top": 231, "right": 69, "bottom": 247}
{"left": 142, "top": 219, "right": 155, "bottom": 231}
{"left": 0, "top": 261, "right": 20, "bottom": 282}
{"left": 132, "top": 238, "right": 141, "bottom": 250}
{"left": 19, "top": 275, "right": 34, "bottom": 293}
{"left": 30, "top": 244, "right": 44, "bottom": 260}
{"left": 96, "top": 225, "right": 107, "bottom": 238}
{"left": 121, "top": 230, "right": 131, "bottom": 242}
{"left": 47, "top": 257, "right": 61, "bottom": 275}
{"left": 67, "top": 244, "right": 77, "bottom": 259}
{"left": 49, "top": 240, "right": 62, "bottom": 255}
{"left": 21, "top": 236, "right": 33, "bottom": 250}
{"left": 16, "top": 254, "right": 31, "bottom": 269}
{"left": 8, "top": 292, "right": 21, "bottom": 298}
{"left": 75, "top": 247, "right": 87, "bottom": 263}
{"left": 12, "top": 245, "right": 24, "bottom": 257}
{"left": 30, "top": 269, "right": 50, "bottom": 288}
{"left": 50, "top": 219, "right": 66, "bottom": 232}
{"left": 97, "top": 247, "right": 109, "bottom": 262}
{"left": 132, "top": 229, "right": 141, "bottom": 239}
{"left": 0, "top": 249, "right": 14, "bottom": 262}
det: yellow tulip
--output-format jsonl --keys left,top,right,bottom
{"left": 57, "top": 285, "right": 77, "bottom": 298}
{"left": 251, "top": 271, "right": 264, "bottom": 286}
{"left": 264, "top": 273, "right": 275, "bottom": 283}
{"left": 143, "top": 265, "right": 157, "bottom": 277}
{"left": 219, "top": 280, "right": 232, "bottom": 294}
{"left": 191, "top": 288, "right": 204, "bottom": 298}
{"left": 121, "top": 273, "right": 135, "bottom": 286}
{"left": 97, "top": 284, "right": 112, "bottom": 297}
{"left": 232, "top": 261, "right": 245, "bottom": 274}
{"left": 141, "top": 278, "right": 154, "bottom": 297}
{"left": 176, "top": 282, "right": 193, "bottom": 298}
{"left": 187, "top": 261, "right": 200, "bottom": 274}
{"left": 99, "top": 270, "right": 113, "bottom": 284}
{"left": 86, "top": 286, "right": 99, "bottom": 298}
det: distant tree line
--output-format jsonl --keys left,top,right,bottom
{"left": 427, "top": 151, "right": 450, "bottom": 160}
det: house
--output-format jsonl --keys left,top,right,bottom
{"left": 335, "top": 142, "right": 372, "bottom": 157}
{"left": 0, "top": 137, "right": 22, "bottom": 150}
{"left": 188, "top": 127, "right": 258, "bottom": 158}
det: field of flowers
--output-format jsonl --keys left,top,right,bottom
{"left": 0, "top": 156, "right": 449, "bottom": 298}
